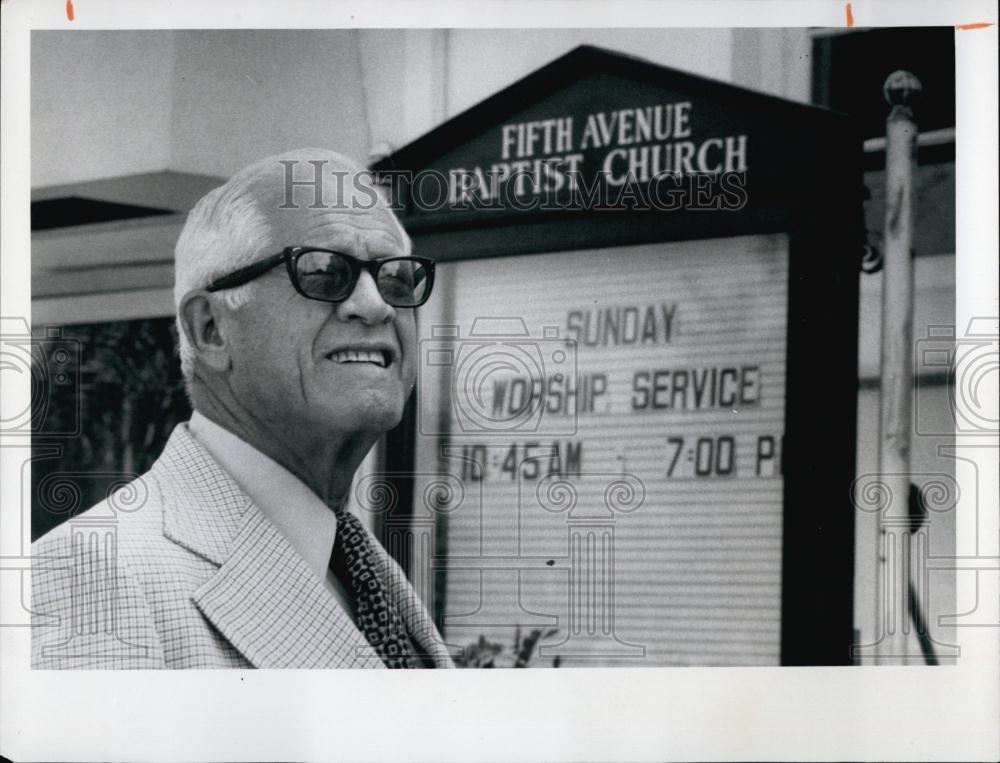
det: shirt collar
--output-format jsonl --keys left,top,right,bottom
{"left": 187, "top": 410, "right": 339, "bottom": 582}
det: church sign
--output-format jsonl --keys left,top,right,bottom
{"left": 372, "top": 46, "right": 863, "bottom": 667}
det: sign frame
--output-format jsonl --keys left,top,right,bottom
{"left": 373, "top": 45, "right": 864, "bottom": 666}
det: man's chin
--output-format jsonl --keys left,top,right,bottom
{"left": 341, "top": 401, "right": 406, "bottom": 434}
{"left": 364, "top": 409, "right": 404, "bottom": 433}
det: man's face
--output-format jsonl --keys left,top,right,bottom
{"left": 221, "top": 178, "right": 417, "bottom": 443}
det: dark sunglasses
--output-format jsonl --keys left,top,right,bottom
{"left": 205, "top": 247, "right": 436, "bottom": 308}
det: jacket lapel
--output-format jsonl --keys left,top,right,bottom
{"left": 157, "top": 425, "right": 383, "bottom": 669}
{"left": 192, "top": 503, "right": 383, "bottom": 669}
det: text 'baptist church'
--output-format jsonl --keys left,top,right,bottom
{"left": 448, "top": 101, "right": 749, "bottom": 203}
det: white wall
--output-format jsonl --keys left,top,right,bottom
{"left": 359, "top": 29, "right": 448, "bottom": 156}
{"left": 169, "top": 29, "right": 371, "bottom": 178}
{"left": 31, "top": 31, "right": 175, "bottom": 187}
{"left": 730, "top": 28, "right": 812, "bottom": 103}
{"left": 30, "top": 28, "right": 809, "bottom": 185}
{"left": 32, "top": 29, "right": 373, "bottom": 188}
{"left": 444, "top": 28, "right": 735, "bottom": 119}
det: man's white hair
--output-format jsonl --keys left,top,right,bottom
{"left": 173, "top": 148, "right": 370, "bottom": 381}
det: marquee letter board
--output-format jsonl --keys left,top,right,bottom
{"left": 373, "top": 45, "right": 864, "bottom": 666}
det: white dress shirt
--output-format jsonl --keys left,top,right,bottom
{"left": 188, "top": 410, "right": 358, "bottom": 623}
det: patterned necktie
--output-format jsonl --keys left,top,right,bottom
{"left": 329, "top": 509, "right": 419, "bottom": 669}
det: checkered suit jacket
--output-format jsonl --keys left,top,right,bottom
{"left": 31, "top": 423, "right": 454, "bottom": 669}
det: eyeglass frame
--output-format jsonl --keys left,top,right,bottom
{"left": 204, "top": 246, "right": 436, "bottom": 308}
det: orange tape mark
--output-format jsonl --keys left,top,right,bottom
{"left": 956, "top": 22, "right": 994, "bottom": 30}
{"left": 845, "top": 2, "right": 854, "bottom": 27}
{"left": 66, "top": 0, "right": 75, "bottom": 21}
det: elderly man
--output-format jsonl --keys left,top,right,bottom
{"left": 32, "top": 149, "right": 452, "bottom": 669}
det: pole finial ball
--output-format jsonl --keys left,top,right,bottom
{"left": 883, "top": 70, "right": 923, "bottom": 107}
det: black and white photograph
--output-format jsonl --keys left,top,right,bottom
{"left": 1, "top": 1, "right": 997, "bottom": 760}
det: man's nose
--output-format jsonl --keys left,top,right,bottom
{"left": 336, "top": 270, "right": 394, "bottom": 324}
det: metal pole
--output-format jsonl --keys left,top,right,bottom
{"left": 875, "top": 70, "right": 921, "bottom": 664}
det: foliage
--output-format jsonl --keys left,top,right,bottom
{"left": 453, "top": 627, "right": 561, "bottom": 668}
{"left": 31, "top": 318, "right": 191, "bottom": 539}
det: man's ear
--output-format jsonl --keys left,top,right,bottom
{"left": 179, "top": 290, "right": 232, "bottom": 373}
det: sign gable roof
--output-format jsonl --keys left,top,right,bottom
{"left": 372, "top": 44, "right": 850, "bottom": 174}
